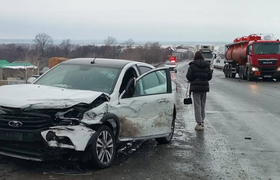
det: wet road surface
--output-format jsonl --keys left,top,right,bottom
{"left": 1, "top": 60, "right": 280, "bottom": 180}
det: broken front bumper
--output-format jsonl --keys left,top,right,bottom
{"left": 41, "top": 125, "right": 95, "bottom": 151}
{"left": 0, "top": 125, "right": 96, "bottom": 161}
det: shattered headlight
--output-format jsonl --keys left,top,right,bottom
{"left": 55, "top": 109, "right": 83, "bottom": 126}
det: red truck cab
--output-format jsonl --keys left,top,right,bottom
{"left": 224, "top": 34, "right": 280, "bottom": 81}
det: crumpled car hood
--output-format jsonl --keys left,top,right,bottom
{"left": 0, "top": 84, "right": 109, "bottom": 109}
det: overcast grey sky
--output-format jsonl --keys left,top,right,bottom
{"left": 0, "top": 0, "right": 280, "bottom": 42}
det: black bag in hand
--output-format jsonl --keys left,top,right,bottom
{"left": 184, "top": 82, "right": 192, "bottom": 105}
{"left": 184, "top": 97, "right": 192, "bottom": 105}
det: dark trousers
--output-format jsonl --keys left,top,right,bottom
{"left": 193, "top": 92, "right": 207, "bottom": 123}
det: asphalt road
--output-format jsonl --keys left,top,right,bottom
{"left": 1, "top": 60, "right": 280, "bottom": 180}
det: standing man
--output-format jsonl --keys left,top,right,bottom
{"left": 186, "top": 51, "right": 212, "bottom": 131}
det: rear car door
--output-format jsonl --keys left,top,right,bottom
{"left": 118, "top": 67, "right": 174, "bottom": 140}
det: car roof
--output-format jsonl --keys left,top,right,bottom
{"left": 165, "top": 61, "right": 176, "bottom": 64}
{"left": 61, "top": 58, "right": 137, "bottom": 69}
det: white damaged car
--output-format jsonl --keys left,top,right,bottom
{"left": 0, "top": 58, "right": 177, "bottom": 169}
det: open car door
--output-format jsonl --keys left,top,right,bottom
{"left": 118, "top": 67, "right": 174, "bottom": 141}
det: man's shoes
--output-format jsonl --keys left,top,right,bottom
{"left": 201, "top": 121, "right": 204, "bottom": 127}
{"left": 195, "top": 123, "right": 204, "bottom": 131}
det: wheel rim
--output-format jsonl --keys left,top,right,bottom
{"left": 96, "top": 130, "right": 114, "bottom": 165}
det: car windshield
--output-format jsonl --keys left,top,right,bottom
{"left": 253, "top": 42, "right": 280, "bottom": 54}
{"left": 202, "top": 52, "right": 213, "bottom": 59}
{"left": 35, "top": 64, "right": 120, "bottom": 94}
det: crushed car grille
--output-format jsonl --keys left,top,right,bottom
{"left": 0, "top": 114, "right": 52, "bottom": 132}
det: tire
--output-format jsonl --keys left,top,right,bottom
{"left": 247, "top": 69, "right": 253, "bottom": 81}
{"left": 223, "top": 65, "right": 228, "bottom": 78}
{"left": 229, "top": 65, "right": 232, "bottom": 78}
{"left": 242, "top": 68, "right": 247, "bottom": 80}
{"left": 227, "top": 65, "right": 232, "bottom": 78}
{"left": 239, "top": 71, "right": 243, "bottom": 79}
{"left": 156, "top": 112, "right": 175, "bottom": 144}
{"left": 87, "top": 125, "right": 116, "bottom": 169}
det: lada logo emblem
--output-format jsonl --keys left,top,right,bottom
{"left": 8, "top": 121, "right": 23, "bottom": 128}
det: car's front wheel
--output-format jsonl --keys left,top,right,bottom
{"left": 87, "top": 125, "right": 116, "bottom": 169}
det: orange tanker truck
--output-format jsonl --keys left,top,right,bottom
{"left": 224, "top": 34, "right": 280, "bottom": 81}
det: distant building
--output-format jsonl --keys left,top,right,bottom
{"left": 0, "top": 60, "right": 37, "bottom": 80}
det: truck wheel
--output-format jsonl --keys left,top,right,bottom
{"left": 224, "top": 65, "right": 228, "bottom": 78}
{"left": 226, "top": 67, "right": 230, "bottom": 78}
{"left": 242, "top": 74, "right": 247, "bottom": 80}
{"left": 87, "top": 125, "right": 116, "bottom": 169}
{"left": 242, "top": 69, "right": 247, "bottom": 80}
{"left": 239, "top": 71, "right": 243, "bottom": 79}
{"left": 241, "top": 67, "right": 246, "bottom": 80}
{"left": 229, "top": 65, "right": 233, "bottom": 78}
{"left": 247, "top": 70, "right": 253, "bottom": 81}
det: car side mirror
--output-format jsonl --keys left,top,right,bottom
{"left": 119, "top": 78, "right": 136, "bottom": 100}
{"left": 125, "top": 78, "right": 136, "bottom": 97}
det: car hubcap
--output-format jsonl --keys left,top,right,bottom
{"left": 96, "top": 130, "right": 114, "bottom": 164}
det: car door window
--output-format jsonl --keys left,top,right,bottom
{"left": 138, "top": 66, "right": 152, "bottom": 74}
{"left": 119, "top": 67, "right": 137, "bottom": 96}
{"left": 134, "top": 69, "right": 167, "bottom": 96}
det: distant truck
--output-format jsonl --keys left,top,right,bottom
{"left": 195, "top": 45, "right": 216, "bottom": 73}
{"left": 224, "top": 34, "right": 280, "bottom": 81}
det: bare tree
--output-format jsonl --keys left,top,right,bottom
{"left": 124, "top": 38, "right": 135, "bottom": 48}
{"left": 104, "top": 36, "right": 117, "bottom": 46}
{"left": 17, "top": 50, "right": 41, "bottom": 82}
{"left": 6, "top": 44, "right": 17, "bottom": 62}
{"left": 60, "top": 39, "right": 71, "bottom": 57}
{"left": 103, "top": 36, "right": 119, "bottom": 58}
{"left": 33, "top": 33, "right": 53, "bottom": 57}
{"left": 119, "top": 48, "right": 142, "bottom": 60}
{"left": 141, "top": 42, "right": 164, "bottom": 64}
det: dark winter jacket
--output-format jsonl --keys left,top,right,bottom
{"left": 186, "top": 59, "right": 212, "bottom": 92}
